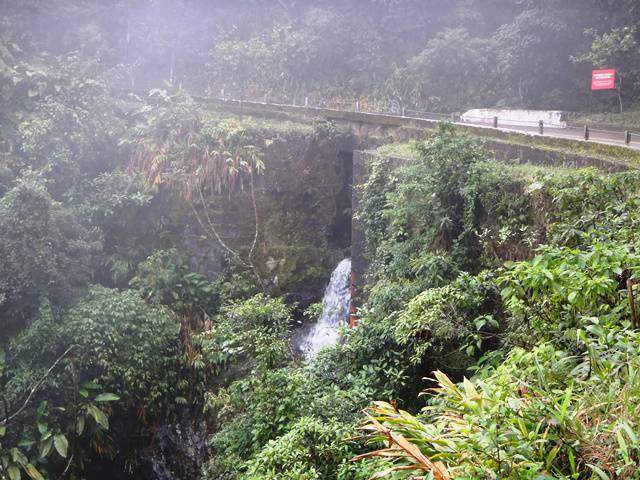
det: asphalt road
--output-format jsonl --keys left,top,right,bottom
{"left": 456, "top": 119, "right": 640, "bottom": 150}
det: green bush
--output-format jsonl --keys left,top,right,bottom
{"left": 61, "top": 286, "right": 181, "bottom": 413}
{"left": 500, "top": 241, "right": 639, "bottom": 342}
{"left": 395, "top": 271, "right": 502, "bottom": 366}
{"left": 245, "top": 417, "right": 359, "bottom": 480}
{"left": 131, "top": 248, "right": 221, "bottom": 318}
{"left": 0, "top": 177, "right": 92, "bottom": 329}
{"left": 358, "top": 325, "right": 640, "bottom": 479}
{"left": 1, "top": 286, "right": 178, "bottom": 479}
{"left": 363, "top": 125, "right": 489, "bottom": 281}
{"left": 193, "top": 294, "right": 292, "bottom": 376}
{"left": 360, "top": 125, "right": 543, "bottom": 298}
{"left": 544, "top": 170, "right": 640, "bottom": 248}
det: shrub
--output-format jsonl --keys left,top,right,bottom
{"left": 500, "top": 241, "right": 640, "bottom": 342}
{"left": 1, "top": 286, "right": 177, "bottom": 479}
{"left": 0, "top": 177, "right": 92, "bottom": 329}
{"left": 357, "top": 327, "right": 640, "bottom": 479}
{"left": 131, "top": 248, "right": 221, "bottom": 318}
{"left": 395, "top": 271, "right": 502, "bottom": 367}
{"left": 193, "top": 294, "right": 292, "bottom": 376}
{"left": 61, "top": 286, "right": 181, "bottom": 414}
{"left": 245, "top": 417, "right": 358, "bottom": 480}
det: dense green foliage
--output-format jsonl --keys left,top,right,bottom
{"left": 7, "top": 101, "right": 640, "bottom": 478}
{"left": 4, "top": 2, "right": 640, "bottom": 480}
{"left": 351, "top": 135, "right": 640, "bottom": 477}
{"left": 184, "top": 127, "right": 640, "bottom": 480}
{"left": 0, "top": 20, "right": 336, "bottom": 477}
{"left": 2, "top": 288, "right": 179, "bottom": 479}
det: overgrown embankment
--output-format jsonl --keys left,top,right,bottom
{"left": 352, "top": 125, "right": 640, "bottom": 479}
{"left": 199, "top": 124, "right": 640, "bottom": 479}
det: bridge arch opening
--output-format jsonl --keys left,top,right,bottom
{"left": 329, "top": 150, "right": 353, "bottom": 252}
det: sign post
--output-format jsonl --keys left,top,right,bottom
{"left": 591, "top": 69, "right": 623, "bottom": 114}
{"left": 591, "top": 69, "right": 616, "bottom": 91}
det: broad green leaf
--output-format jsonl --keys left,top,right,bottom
{"left": 82, "top": 381, "right": 101, "bottom": 390}
{"left": 433, "top": 370, "right": 459, "bottom": 396}
{"left": 545, "top": 444, "right": 560, "bottom": 469}
{"left": 88, "top": 405, "right": 109, "bottom": 429}
{"left": 616, "top": 428, "right": 630, "bottom": 464}
{"left": 54, "top": 434, "right": 69, "bottom": 458}
{"left": 620, "top": 422, "right": 638, "bottom": 444}
{"left": 94, "top": 393, "right": 120, "bottom": 403}
{"left": 11, "top": 449, "right": 28, "bottom": 466}
{"left": 38, "top": 437, "right": 53, "bottom": 459}
{"left": 76, "top": 416, "right": 85, "bottom": 436}
{"left": 462, "top": 378, "right": 479, "bottom": 399}
{"left": 7, "top": 466, "right": 20, "bottom": 480}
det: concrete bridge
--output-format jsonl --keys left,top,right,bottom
{"left": 195, "top": 95, "right": 640, "bottom": 308}
{"left": 197, "top": 96, "right": 640, "bottom": 151}
{"left": 197, "top": 96, "right": 640, "bottom": 172}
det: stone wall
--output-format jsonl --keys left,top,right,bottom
{"left": 483, "top": 139, "right": 631, "bottom": 172}
{"left": 169, "top": 126, "right": 360, "bottom": 307}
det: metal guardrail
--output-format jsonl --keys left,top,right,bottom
{"left": 209, "top": 89, "right": 638, "bottom": 149}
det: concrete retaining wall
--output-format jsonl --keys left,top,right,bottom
{"left": 483, "top": 139, "right": 630, "bottom": 172}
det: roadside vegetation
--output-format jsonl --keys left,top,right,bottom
{"left": 570, "top": 106, "right": 640, "bottom": 131}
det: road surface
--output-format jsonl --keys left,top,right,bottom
{"left": 453, "top": 118, "right": 639, "bottom": 150}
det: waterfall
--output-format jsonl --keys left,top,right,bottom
{"left": 300, "top": 258, "right": 352, "bottom": 358}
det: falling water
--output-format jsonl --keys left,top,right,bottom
{"left": 300, "top": 257, "right": 352, "bottom": 358}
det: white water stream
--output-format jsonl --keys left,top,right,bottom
{"left": 300, "top": 258, "right": 352, "bottom": 358}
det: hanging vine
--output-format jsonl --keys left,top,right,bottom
{"left": 128, "top": 90, "right": 266, "bottom": 287}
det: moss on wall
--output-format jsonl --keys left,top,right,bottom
{"left": 158, "top": 116, "right": 358, "bottom": 307}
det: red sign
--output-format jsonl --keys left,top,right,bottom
{"left": 591, "top": 69, "right": 616, "bottom": 90}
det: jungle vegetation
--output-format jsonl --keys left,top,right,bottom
{"left": 3, "top": 1, "right": 640, "bottom": 480}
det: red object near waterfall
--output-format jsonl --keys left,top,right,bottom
{"left": 591, "top": 69, "right": 616, "bottom": 90}
{"left": 349, "top": 270, "right": 358, "bottom": 327}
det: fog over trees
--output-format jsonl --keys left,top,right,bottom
{"left": 3, "top": 1, "right": 640, "bottom": 110}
